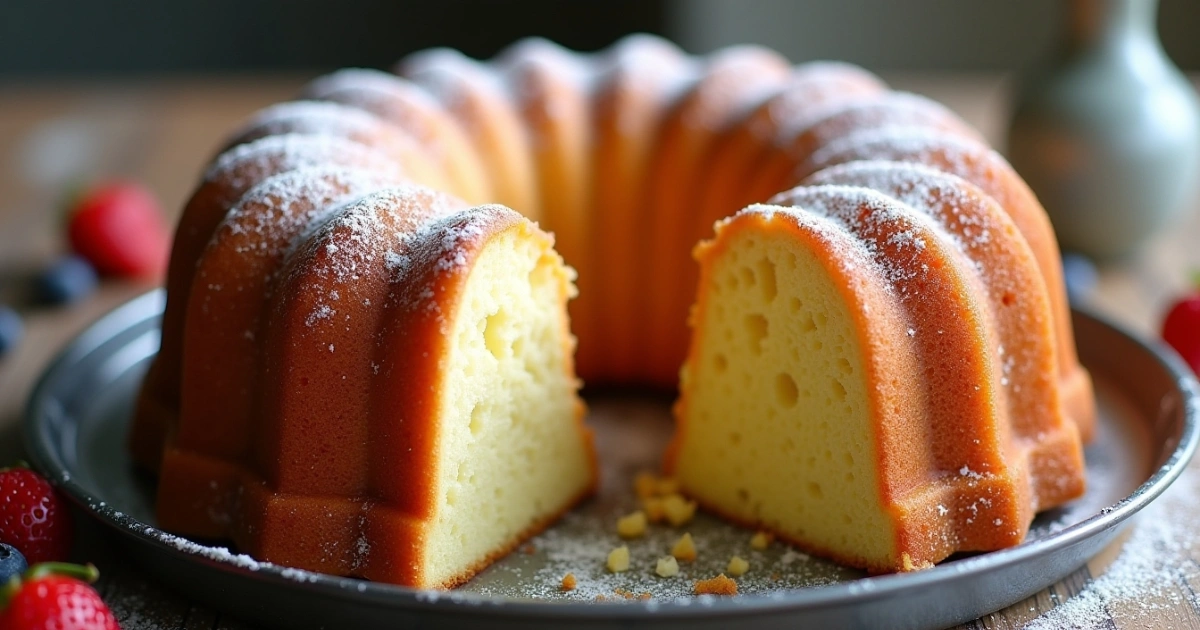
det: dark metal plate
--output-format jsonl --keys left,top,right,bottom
{"left": 23, "top": 290, "right": 1200, "bottom": 629}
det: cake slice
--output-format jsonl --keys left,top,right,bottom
{"left": 666, "top": 185, "right": 1080, "bottom": 572}
{"left": 155, "top": 186, "right": 596, "bottom": 587}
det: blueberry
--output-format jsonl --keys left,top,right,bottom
{"left": 1061, "top": 253, "right": 1098, "bottom": 305}
{"left": 0, "top": 543, "right": 27, "bottom": 583}
{"left": 36, "top": 254, "right": 98, "bottom": 305}
{"left": 0, "top": 306, "right": 22, "bottom": 357}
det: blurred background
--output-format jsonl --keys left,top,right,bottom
{"left": 3, "top": 0, "right": 1200, "bottom": 78}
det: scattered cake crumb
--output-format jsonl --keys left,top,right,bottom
{"left": 656, "top": 556, "right": 680, "bottom": 577}
{"left": 611, "top": 588, "right": 653, "bottom": 600}
{"left": 671, "top": 532, "right": 697, "bottom": 562}
{"left": 561, "top": 573, "right": 577, "bottom": 591}
{"left": 750, "top": 531, "right": 775, "bottom": 550}
{"left": 693, "top": 574, "right": 738, "bottom": 596}
{"left": 656, "top": 477, "right": 680, "bottom": 496}
{"left": 727, "top": 555, "right": 750, "bottom": 577}
{"left": 617, "top": 510, "right": 648, "bottom": 538}
{"left": 642, "top": 496, "right": 666, "bottom": 523}
{"left": 633, "top": 471, "right": 658, "bottom": 498}
{"left": 770, "top": 571, "right": 782, "bottom": 582}
{"left": 606, "top": 545, "right": 630, "bottom": 573}
{"left": 663, "top": 494, "right": 697, "bottom": 526}
{"left": 633, "top": 471, "right": 681, "bottom": 499}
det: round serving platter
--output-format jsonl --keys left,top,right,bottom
{"left": 24, "top": 290, "right": 1200, "bottom": 630}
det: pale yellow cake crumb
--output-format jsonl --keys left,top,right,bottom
{"left": 671, "top": 532, "right": 697, "bottom": 562}
{"left": 750, "top": 530, "right": 775, "bottom": 550}
{"left": 663, "top": 494, "right": 697, "bottom": 526}
{"left": 727, "top": 555, "right": 750, "bottom": 577}
{"left": 633, "top": 471, "right": 658, "bottom": 498}
{"left": 607, "top": 545, "right": 630, "bottom": 573}
{"left": 656, "top": 477, "right": 681, "bottom": 496}
{"left": 642, "top": 496, "right": 666, "bottom": 523}
{"left": 612, "top": 588, "right": 653, "bottom": 600}
{"left": 655, "top": 555, "right": 680, "bottom": 577}
{"left": 693, "top": 574, "right": 738, "bottom": 596}
{"left": 561, "top": 573, "right": 577, "bottom": 591}
{"left": 617, "top": 510, "right": 648, "bottom": 538}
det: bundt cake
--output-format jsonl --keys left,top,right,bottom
{"left": 132, "top": 34, "right": 1092, "bottom": 586}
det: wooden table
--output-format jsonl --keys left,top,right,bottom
{"left": 0, "top": 74, "right": 1197, "bottom": 629}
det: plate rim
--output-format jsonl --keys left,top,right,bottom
{"left": 22, "top": 290, "right": 1200, "bottom": 621}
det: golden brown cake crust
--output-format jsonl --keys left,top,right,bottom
{"left": 130, "top": 135, "right": 404, "bottom": 473}
{"left": 799, "top": 129, "right": 1095, "bottom": 442}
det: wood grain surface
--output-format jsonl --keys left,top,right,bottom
{"left": 0, "top": 74, "right": 1197, "bottom": 629}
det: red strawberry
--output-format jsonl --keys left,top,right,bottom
{"left": 1163, "top": 293, "right": 1200, "bottom": 376}
{"left": 66, "top": 181, "right": 169, "bottom": 279}
{"left": 0, "top": 467, "right": 72, "bottom": 565}
{"left": 0, "top": 563, "right": 118, "bottom": 630}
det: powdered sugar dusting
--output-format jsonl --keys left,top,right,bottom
{"left": 1027, "top": 464, "right": 1200, "bottom": 629}
{"left": 227, "top": 100, "right": 391, "bottom": 147}
{"left": 759, "top": 63, "right": 887, "bottom": 141}
{"left": 204, "top": 133, "right": 398, "bottom": 194}
{"left": 805, "top": 126, "right": 994, "bottom": 185}
{"left": 677, "top": 46, "right": 789, "bottom": 133}
{"left": 301, "top": 68, "right": 450, "bottom": 156}
{"left": 215, "top": 166, "right": 404, "bottom": 268}
{"left": 593, "top": 34, "right": 696, "bottom": 138}
{"left": 768, "top": 184, "right": 947, "bottom": 296}
{"left": 783, "top": 92, "right": 981, "bottom": 161}
{"left": 283, "top": 185, "right": 469, "bottom": 329}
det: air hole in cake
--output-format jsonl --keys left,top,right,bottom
{"left": 484, "top": 309, "right": 512, "bottom": 359}
{"left": 790, "top": 297, "right": 804, "bottom": 313}
{"left": 469, "top": 406, "right": 485, "bottom": 436}
{"left": 1001, "top": 292, "right": 1015, "bottom": 307}
{"left": 807, "top": 482, "right": 823, "bottom": 499}
{"left": 757, "top": 259, "right": 778, "bottom": 302}
{"left": 832, "top": 379, "right": 848, "bottom": 401}
{"left": 730, "top": 431, "right": 742, "bottom": 446}
{"left": 776, "top": 373, "right": 799, "bottom": 407}
{"left": 740, "top": 266, "right": 756, "bottom": 287}
{"left": 737, "top": 488, "right": 749, "bottom": 502}
{"left": 800, "top": 312, "right": 816, "bottom": 332}
{"left": 745, "top": 314, "right": 768, "bottom": 354}
{"left": 714, "top": 354, "right": 728, "bottom": 372}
